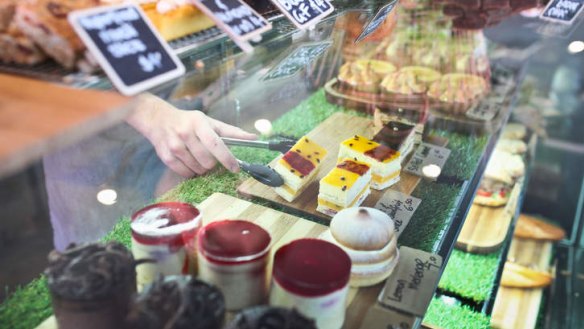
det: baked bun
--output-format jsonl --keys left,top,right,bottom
{"left": 501, "top": 123, "right": 527, "bottom": 140}
{"left": 326, "top": 207, "right": 399, "bottom": 287}
{"left": 514, "top": 214, "right": 566, "bottom": 241}
{"left": 501, "top": 262, "right": 552, "bottom": 289}
{"left": 330, "top": 207, "right": 395, "bottom": 251}
{"left": 495, "top": 139, "right": 527, "bottom": 155}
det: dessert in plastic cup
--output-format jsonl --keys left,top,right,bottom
{"left": 130, "top": 202, "right": 202, "bottom": 290}
{"left": 197, "top": 219, "right": 272, "bottom": 311}
{"left": 270, "top": 238, "right": 352, "bottom": 329}
{"left": 45, "top": 242, "right": 136, "bottom": 329}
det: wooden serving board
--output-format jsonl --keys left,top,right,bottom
{"left": 490, "top": 238, "right": 553, "bottom": 329}
{"left": 455, "top": 177, "right": 525, "bottom": 254}
{"left": 36, "top": 193, "right": 382, "bottom": 329}
{"left": 237, "top": 112, "right": 429, "bottom": 221}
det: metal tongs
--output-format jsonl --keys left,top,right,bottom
{"left": 222, "top": 137, "right": 297, "bottom": 187}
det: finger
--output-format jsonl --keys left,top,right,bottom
{"left": 156, "top": 146, "right": 196, "bottom": 178}
{"left": 211, "top": 119, "right": 257, "bottom": 140}
{"left": 195, "top": 122, "right": 240, "bottom": 173}
{"left": 167, "top": 139, "right": 208, "bottom": 175}
{"left": 181, "top": 133, "right": 217, "bottom": 170}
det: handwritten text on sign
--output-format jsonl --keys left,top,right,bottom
{"left": 355, "top": 0, "right": 398, "bottom": 43}
{"left": 69, "top": 4, "right": 184, "bottom": 95}
{"left": 193, "top": 0, "right": 271, "bottom": 52}
{"left": 262, "top": 41, "right": 331, "bottom": 81}
{"left": 271, "top": 0, "right": 334, "bottom": 29}
{"left": 540, "top": 0, "right": 584, "bottom": 24}
{"left": 404, "top": 143, "right": 451, "bottom": 179}
{"left": 374, "top": 190, "right": 421, "bottom": 237}
{"left": 379, "top": 246, "right": 442, "bottom": 316}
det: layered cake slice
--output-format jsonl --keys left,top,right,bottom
{"left": 317, "top": 159, "right": 371, "bottom": 216}
{"left": 338, "top": 135, "right": 400, "bottom": 190}
{"left": 274, "top": 136, "right": 327, "bottom": 202}
{"left": 373, "top": 121, "right": 416, "bottom": 162}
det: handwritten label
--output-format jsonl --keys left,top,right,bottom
{"left": 404, "top": 143, "right": 451, "bottom": 179}
{"left": 270, "top": 0, "right": 334, "bottom": 29}
{"left": 192, "top": 0, "right": 271, "bottom": 52}
{"left": 69, "top": 4, "right": 185, "bottom": 96}
{"left": 262, "top": 41, "right": 331, "bottom": 81}
{"left": 375, "top": 190, "right": 421, "bottom": 237}
{"left": 379, "top": 246, "right": 442, "bottom": 316}
{"left": 466, "top": 100, "right": 502, "bottom": 121}
{"left": 359, "top": 303, "right": 417, "bottom": 329}
{"left": 540, "top": 0, "right": 584, "bottom": 24}
{"left": 355, "top": 0, "right": 398, "bottom": 43}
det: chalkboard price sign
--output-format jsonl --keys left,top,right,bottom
{"left": 69, "top": 4, "right": 185, "bottom": 96}
{"left": 262, "top": 41, "right": 331, "bottom": 81}
{"left": 540, "top": 0, "right": 584, "bottom": 25}
{"left": 270, "top": 0, "right": 334, "bottom": 29}
{"left": 355, "top": 0, "right": 398, "bottom": 43}
{"left": 192, "top": 0, "right": 271, "bottom": 52}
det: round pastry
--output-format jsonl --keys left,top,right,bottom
{"left": 353, "top": 59, "right": 396, "bottom": 80}
{"left": 495, "top": 139, "right": 527, "bottom": 155}
{"left": 45, "top": 242, "right": 137, "bottom": 329}
{"left": 428, "top": 73, "right": 489, "bottom": 114}
{"left": 330, "top": 207, "right": 395, "bottom": 251}
{"left": 326, "top": 207, "right": 399, "bottom": 287}
{"left": 226, "top": 306, "right": 317, "bottom": 329}
{"left": 501, "top": 123, "right": 527, "bottom": 140}
{"left": 126, "top": 275, "right": 225, "bottom": 329}
{"left": 338, "top": 61, "right": 388, "bottom": 93}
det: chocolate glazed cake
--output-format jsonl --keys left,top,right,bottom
{"left": 45, "top": 242, "right": 137, "bottom": 329}
{"left": 228, "top": 307, "right": 317, "bottom": 329}
{"left": 126, "top": 276, "right": 225, "bottom": 329}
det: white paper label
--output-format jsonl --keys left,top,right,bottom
{"left": 375, "top": 190, "right": 421, "bottom": 237}
{"left": 466, "top": 100, "right": 502, "bottom": 121}
{"left": 404, "top": 143, "right": 451, "bottom": 179}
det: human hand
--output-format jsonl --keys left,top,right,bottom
{"left": 126, "top": 94, "right": 257, "bottom": 177}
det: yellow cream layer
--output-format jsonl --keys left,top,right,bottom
{"left": 278, "top": 136, "right": 327, "bottom": 179}
{"left": 372, "top": 170, "right": 400, "bottom": 184}
{"left": 340, "top": 135, "right": 400, "bottom": 164}
{"left": 318, "top": 183, "right": 370, "bottom": 211}
{"left": 321, "top": 160, "right": 370, "bottom": 188}
{"left": 279, "top": 183, "right": 298, "bottom": 196}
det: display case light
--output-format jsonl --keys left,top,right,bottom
{"left": 568, "top": 41, "right": 584, "bottom": 54}
{"left": 97, "top": 188, "right": 118, "bottom": 206}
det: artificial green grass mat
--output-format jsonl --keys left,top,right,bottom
{"left": 0, "top": 89, "right": 488, "bottom": 329}
{"left": 423, "top": 296, "right": 490, "bottom": 329}
{"left": 432, "top": 130, "right": 489, "bottom": 180}
{"left": 400, "top": 180, "right": 463, "bottom": 253}
{"left": 438, "top": 249, "right": 502, "bottom": 303}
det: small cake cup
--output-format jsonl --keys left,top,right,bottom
{"left": 197, "top": 220, "right": 272, "bottom": 311}
{"left": 270, "top": 238, "right": 352, "bottom": 329}
{"left": 131, "top": 202, "right": 202, "bottom": 290}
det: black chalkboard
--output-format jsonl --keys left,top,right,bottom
{"left": 270, "top": 0, "right": 334, "bottom": 29}
{"left": 262, "top": 41, "right": 331, "bottom": 81}
{"left": 193, "top": 0, "right": 271, "bottom": 42}
{"left": 69, "top": 4, "right": 185, "bottom": 95}
{"left": 540, "top": 0, "right": 584, "bottom": 24}
{"left": 354, "top": 0, "right": 398, "bottom": 43}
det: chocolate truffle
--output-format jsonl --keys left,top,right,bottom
{"left": 127, "top": 275, "right": 225, "bottom": 329}
{"left": 45, "top": 242, "right": 137, "bottom": 329}
{"left": 227, "top": 306, "right": 317, "bottom": 329}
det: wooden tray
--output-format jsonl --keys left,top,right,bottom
{"left": 237, "top": 112, "right": 432, "bottom": 222}
{"left": 35, "top": 193, "right": 384, "bottom": 329}
{"left": 490, "top": 238, "right": 553, "bottom": 329}
{"left": 455, "top": 176, "right": 525, "bottom": 254}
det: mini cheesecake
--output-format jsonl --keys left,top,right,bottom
{"left": 317, "top": 159, "right": 372, "bottom": 216}
{"left": 274, "top": 137, "right": 327, "bottom": 202}
{"left": 338, "top": 135, "right": 401, "bottom": 190}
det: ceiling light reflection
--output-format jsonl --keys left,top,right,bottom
{"left": 97, "top": 189, "right": 118, "bottom": 206}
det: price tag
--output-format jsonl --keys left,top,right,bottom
{"left": 69, "top": 4, "right": 185, "bottom": 96}
{"left": 374, "top": 190, "right": 421, "bottom": 237}
{"left": 355, "top": 0, "right": 398, "bottom": 43}
{"left": 378, "top": 246, "right": 443, "bottom": 317}
{"left": 404, "top": 143, "right": 451, "bottom": 179}
{"left": 466, "top": 100, "right": 502, "bottom": 121}
{"left": 192, "top": 0, "right": 272, "bottom": 53}
{"left": 262, "top": 41, "right": 331, "bottom": 81}
{"left": 359, "top": 303, "right": 417, "bottom": 329}
{"left": 540, "top": 0, "right": 584, "bottom": 25}
{"left": 269, "top": 0, "right": 334, "bottom": 29}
